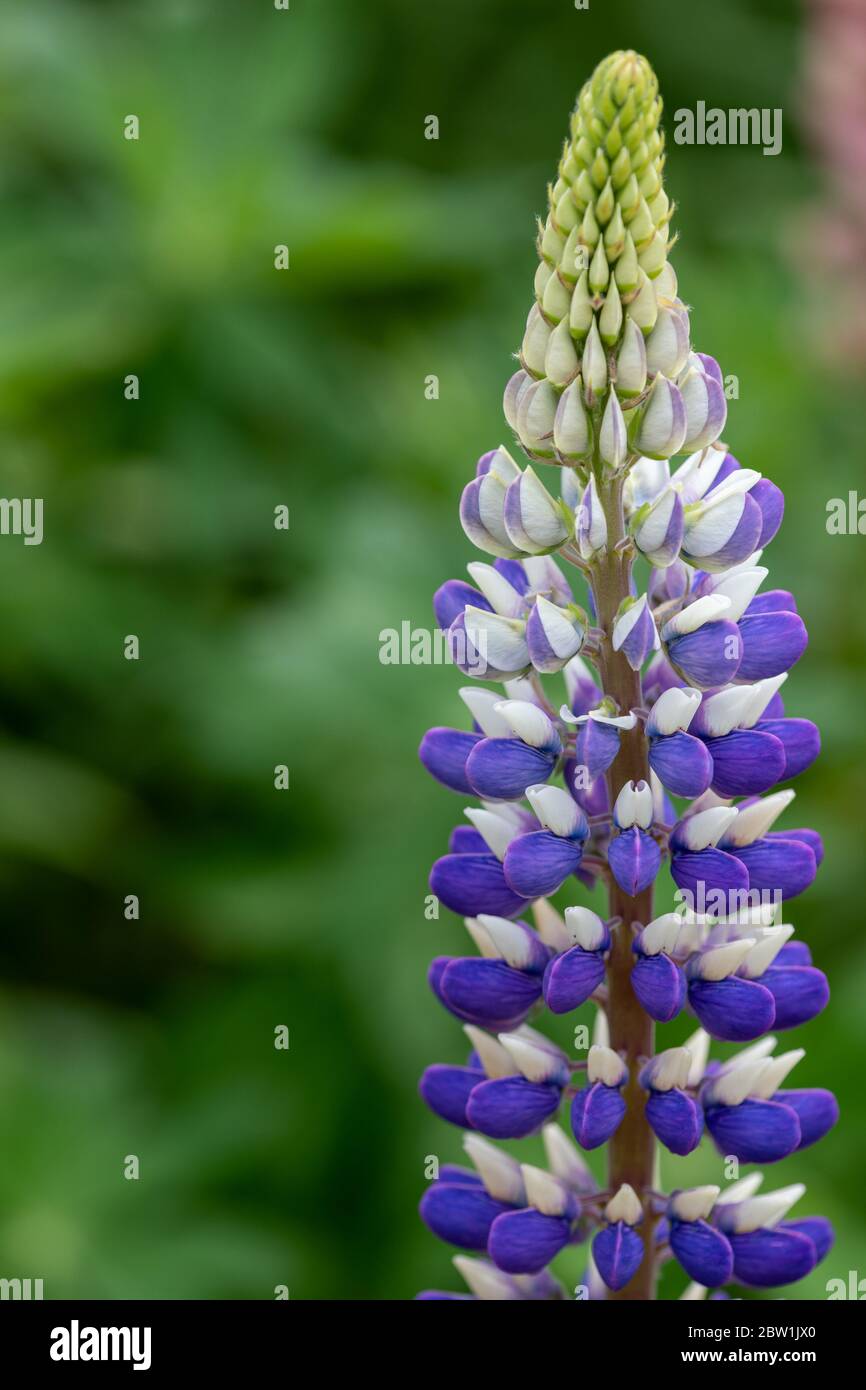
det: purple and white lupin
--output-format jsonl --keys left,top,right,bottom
{"left": 414, "top": 51, "right": 834, "bottom": 1301}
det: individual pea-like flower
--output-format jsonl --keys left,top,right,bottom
{"left": 701, "top": 1037, "right": 838, "bottom": 1162}
{"left": 612, "top": 593, "right": 660, "bottom": 670}
{"left": 488, "top": 1136, "right": 591, "bottom": 1274}
{"left": 571, "top": 1044, "right": 628, "bottom": 1149}
{"left": 713, "top": 1177, "right": 834, "bottom": 1289}
{"left": 640, "top": 1047, "right": 703, "bottom": 1155}
{"left": 502, "top": 785, "right": 590, "bottom": 898}
{"left": 416, "top": 49, "right": 831, "bottom": 1302}
{"left": 543, "top": 906, "right": 610, "bottom": 1013}
{"left": 645, "top": 686, "right": 711, "bottom": 797}
{"left": 608, "top": 780, "right": 661, "bottom": 896}
{"left": 630, "top": 484, "right": 685, "bottom": 568}
{"left": 631, "top": 913, "right": 686, "bottom": 1021}
{"left": 592, "top": 1185, "right": 644, "bottom": 1291}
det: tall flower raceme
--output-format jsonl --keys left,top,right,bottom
{"left": 415, "top": 52, "right": 837, "bottom": 1302}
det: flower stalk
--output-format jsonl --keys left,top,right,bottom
{"left": 416, "top": 52, "right": 835, "bottom": 1302}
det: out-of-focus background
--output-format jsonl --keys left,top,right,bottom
{"left": 0, "top": 0, "right": 863, "bottom": 1300}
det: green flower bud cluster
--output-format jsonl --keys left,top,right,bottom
{"left": 504, "top": 51, "right": 691, "bottom": 470}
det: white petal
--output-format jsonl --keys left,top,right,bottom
{"left": 494, "top": 699, "right": 556, "bottom": 748}
{"left": 564, "top": 906, "right": 607, "bottom": 951}
{"left": 464, "top": 1135, "right": 526, "bottom": 1205}
{"left": 649, "top": 686, "right": 702, "bottom": 736}
{"left": 740, "top": 925, "right": 795, "bottom": 978}
{"left": 467, "top": 561, "right": 526, "bottom": 618}
{"left": 683, "top": 1027, "right": 711, "bottom": 1087}
{"left": 526, "top": 783, "right": 581, "bottom": 837}
{"left": 453, "top": 1256, "right": 521, "bottom": 1300}
{"left": 542, "top": 1123, "right": 595, "bottom": 1191}
{"left": 613, "top": 778, "right": 654, "bottom": 829}
{"left": 661, "top": 593, "right": 731, "bottom": 637}
{"left": 720, "top": 790, "right": 796, "bottom": 848}
{"left": 670, "top": 1186, "right": 720, "bottom": 1223}
{"left": 751, "top": 1049, "right": 804, "bottom": 1100}
{"left": 679, "top": 805, "right": 739, "bottom": 851}
{"left": 464, "top": 807, "right": 520, "bottom": 861}
{"left": 605, "top": 1183, "right": 642, "bottom": 1225}
{"left": 477, "top": 914, "right": 540, "bottom": 970}
{"left": 521, "top": 1164, "right": 571, "bottom": 1216}
{"left": 587, "top": 1043, "right": 626, "bottom": 1087}
{"left": 464, "top": 916, "right": 499, "bottom": 958}
{"left": 695, "top": 936, "right": 757, "bottom": 981}
{"left": 640, "top": 913, "right": 683, "bottom": 956}
{"left": 460, "top": 686, "right": 513, "bottom": 738}
{"left": 463, "top": 1025, "right": 518, "bottom": 1079}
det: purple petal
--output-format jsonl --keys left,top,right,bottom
{"left": 570, "top": 1082, "right": 626, "bottom": 1150}
{"left": 632, "top": 953, "right": 686, "bottom": 1022}
{"left": 420, "top": 1183, "right": 514, "bottom": 1250}
{"left": 438, "top": 1164, "right": 484, "bottom": 1187}
{"left": 671, "top": 847, "right": 751, "bottom": 907}
{"left": 754, "top": 717, "right": 820, "bottom": 779}
{"left": 758, "top": 964, "right": 829, "bottom": 1030}
{"left": 419, "top": 1064, "right": 486, "bottom": 1127}
{"left": 433, "top": 579, "right": 490, "bottom": 631}
{"left": 688, "top": 976, "right": 776, "bottom": 1042}
{"left": 592, "top": 1222, "right": 644, "bottom": 1292}
{"left": 608, "top": 827, "right": 662, "bottom": 896}
{"left": 430, "top": 852, "right": 531, "bottom": 919}
{"left": 488, "top": 1208, "right": 572, "bottom": 1274}
{"left": 419, "top": 727, "right": 482, "bottom": 794}
{"left": 448, "top": 825, "right": 489, "bottom": 854}
{"left": 670, "top": 1219, "right": 733, "bottom": 1287}
{"left": 749, "top": 478, "right": 784, "bottom": 548}
{"left": 729, "top": 1227, "right": 817, "bottom": 1288}
{"left": 732, "top": 836, "right": 817, "bottom": 899}
{"left": 646, "top": 1088, "right": 703, "bottom": 1155}
{"left": 782, "top": 1217, "right": 834, "bottom": 1262}
{"left": 466, "top": 1076, "right": 562, "bottom": 1139}
{"left": 743, "top": 589, "right": 798, "bottom": 616}
{"left": 563, "top": 757, "right": 609, "bottom": 816}
{"left": 465, "top": 737, "right": 557, "bottom": 800}
{"left": 543, "top": 945, "right": 607, "bottom": 1014}
{"left": 440, "top": 958, "right": 542, "bottom": 1029}
{"left": 649, "top": 731, "right": 714, "bottom": 798}
{"left": 776, "top": 940, "right": 812, "bottom": 967}
{"left": 704, "top": 728, "right": 787, "bottom": 798}
{"left": 494, "top": 557, "right": 531, "bottom": 593}
{"left": 736, "top": 611, "right": 808, "bottom": 680}
{"left": 774, "top": 1087, "right": 839, "bottom": 1150}
{"left": 503, "top": 831, "right": 584, "bottom": 899}
{"left": 704, "top": 1096, "right": 800, "bottom": 1162}
{"left": 765, "top": 826, "right": 824, "bottom": 867}
{"left": 575, "top": 719, "right": 622, "bottom": 780}
{"left": 666, "top": 620, "right": 743, "bottom": 689}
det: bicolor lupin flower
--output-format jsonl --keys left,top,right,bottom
{"left": 416, "top": 50, "right": 832, "bottom": 1300}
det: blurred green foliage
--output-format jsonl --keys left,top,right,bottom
{"left": 0, "top": 0, "right": 863, "bottom": 1299}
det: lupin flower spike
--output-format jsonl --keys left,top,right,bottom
{"left": 417, "top": 50, "right": 832, "bottom": 1300}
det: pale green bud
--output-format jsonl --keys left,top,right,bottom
{"left": 626, "top": 268, "right": 659, "bottom": 334}
{"left": 542, "top": 268, "right": 572, "bottom": 323}
{"left": 599, "top": 389, "right": 628, "bottom": 469}
{"left": 541, "top": 216, "right": 565, "bottom": 264}
{"left": 555, "top": 189, "right": 580, "bottom": 233}
{"left": 553, "top": 376, "right": 592, "bottom": 462}
{"left": 580, "top": 204, "right": 600, "bottom": 251}
{"left": 534, "top": 261, "right": 553, "bottom": 300}
{"left": 521, "top": 303, "right": 552, "bottom": 377}
{"left": 639, "top": 229, "right": 669, "bottom": 278}
{"left": 615, "top": 318, "right": 648, "bottom": 397}
{"left": 545, "top": 316, "right": 580, "bottom": 387}
{"left": 626, "top": 197, "right": 654, "bottom": 248}
{"left": 581, "top": 319, "right": 608, "bottom": 404}
{"left": 516, "top": 378, "right": 558, "bottom": 459}
{"left": 603, "top": 204, "right": 626, "bottom": 261}
{"left": 588, "top": 239, "right": 610, "bottom": 294}
{"left": 595, "top": 179, "right": 616, "bottom": 226}
{"left": 614, "top": 232, "right": 640, "bottom": 294}
{"left": 598, "top": 283, "right": 623, "bottom": 347}
{"left": 568, "top": 271, "right": 594, "bottom": 339}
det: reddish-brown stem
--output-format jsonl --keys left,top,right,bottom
{"left": 589, "top": 467, "right": 660, "bottom": 1300}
